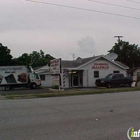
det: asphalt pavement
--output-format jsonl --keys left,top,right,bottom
{"left": 0, "top": 91, "right": 140, "bottom": 140}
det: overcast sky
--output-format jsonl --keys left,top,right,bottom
{"left": 1, "top": 0, "right": 140, "bottom": 60}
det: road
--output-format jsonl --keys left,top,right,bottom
{"left": 0, "top": 91, "right": 140, "bottom": 140}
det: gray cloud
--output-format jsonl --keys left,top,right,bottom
{"left": 77, "top": 36, "right": 95, "bottom": 53}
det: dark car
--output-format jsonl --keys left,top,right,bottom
{"left": 95, "top": 73, "right": 133, "bottom": 88}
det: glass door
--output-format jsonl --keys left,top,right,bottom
{"left": 72, "top": 72, "right": 79, "bottom": 86}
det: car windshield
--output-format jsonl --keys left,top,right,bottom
{"left": 105, "top": 74, "right": 113, "bottom": 79}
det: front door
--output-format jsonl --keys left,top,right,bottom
{"left": 72, "top": 72, "right": 79, "bottom": 86}
{"left": 71, "top": 71, "right": 83, "bottom": 87}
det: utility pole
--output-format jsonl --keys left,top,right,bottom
{"left": 114, "top": 36, "right": 123, "bottom": 62}
{"left": 114, "top": 36, "right": 123, "bottom": 42}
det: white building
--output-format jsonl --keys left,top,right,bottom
{"left": 60, "top": 55, "right": 129, "bottom": 88}
{"left": 34, "top": 65, "right": 52, "bottom": 87}
{"left": 35, "top": 55, "right": 129, "bottom": 88}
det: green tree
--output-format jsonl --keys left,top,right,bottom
{"left": 31, "top": 51, "right": 55, "bottom": 67}
{"left": 16, "top": 53, "right": 31, "bottom": 66}
{"left": 0, "top": 43, "right": 55, "bottom": 67}
{"left": 40, "top": 49, "right": 45, "bottom": 58}
{"left": 30, "top": 51, "right": 41, "bottom": 66}
{"left": 0, "top": 43, "right": 13, "bottom": 66}
{"left": 109, "top": 40, "right": 140, "bottom": 68}
{"left": 45, "top": 54, "right": 55, "bottom": 66}
{"left": 33, "top": 57, "right": 48, "bottom": 67}
{"left": 11, "top": 50, "right": 55, "bottom": 67}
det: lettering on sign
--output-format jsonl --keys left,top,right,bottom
{"left": 52, "top": 75, "right": 60, "bottom": 86}
{"left": 92, "top": 63, "right": 109, "bottom": 69}
{"left": 50, "top": 58, "right": 61, "bottom": 74}
{"left": 0, "top": 66, "right": 23, "bottom": 73}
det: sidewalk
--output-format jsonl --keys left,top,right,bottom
{"left": 47, "top": 87, "right": 97, "bottom": 92}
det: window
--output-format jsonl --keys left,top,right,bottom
{"left": 94, "top": 71, "right": 99, "bottom": 78}
{"left": 35, "top": 73, "right": 40, "bottom": 79}
{"left": 113, "top": 71, "right": 120, "bottom": 73}
{"left": 31, "top": 73, "right": 40, "bottom": 79}
{"left": 40, "top": 75, "right": 45, "bottom": 81}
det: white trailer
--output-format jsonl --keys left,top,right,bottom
{"left": 0, "top": 66, "right": 41, "bottom": 90}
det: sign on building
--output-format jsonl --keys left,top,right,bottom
{"left": 50, "top": 58, "right": 61, "bottom": 86}
{"left": 52, "top": 75, "right": 60, "bottom": 86}
{"left": 92, "top": 63, "right": 109, "bottom": 69}
{"left": 50, "top": 58, "right": 61, "bottom": 74}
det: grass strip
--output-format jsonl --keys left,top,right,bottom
{"left": 5, "top": 87, "right": 140, "bottom": 99}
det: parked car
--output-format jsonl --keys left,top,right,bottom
{"left": 95, "top": 73, "right": 133, "bottom": 88}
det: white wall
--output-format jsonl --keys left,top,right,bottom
{"left": 64, "top": 73, "right": 69, "bottom": 88}
{"left": 41, "top": 74, "right": 52, "bottom": 87}
{"left": 133, "top": 69, "right": 140, "bottom": 76}
{"left": 83, "top": 70, "right": 88, "bottom": 87}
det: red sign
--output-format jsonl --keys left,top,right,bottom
{"left": 50, "top": 58, "right": 61, "bottom": 74}
{"left": 92, "top": 63, "right": 109, "bottom": 69}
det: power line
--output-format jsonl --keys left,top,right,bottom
{"left": 127, "top": 0, "right": 140, "bottom": 4}
{"left": 88, "top": 0, "right": 140, "bottom": 11}
{"left": 25, "top": 0, "right": 140, "bottom": 20}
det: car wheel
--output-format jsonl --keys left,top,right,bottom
{"left": 31, "top": 83, "right": 37, "bottom": 89}
{"left": 4, "top": 86, "right": 11, "bottom": 91}
{"left": 106, "top": 83, "right": 111, "bottom": 88}
{"left": 129, "top": 82, "right": 132, "bottom": 87}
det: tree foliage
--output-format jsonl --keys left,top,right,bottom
{"left": 15, "top": 53, "right": 31, "bottom": 66}
{"left": 0, "top": 43, "right": 55, "bottom": 67}
{"left": 109, "top": 40, "right": 140, "bottom": 68}
{"left": 0, "top": 43, "right": 13, "bottom": 66}
{"left": 14, "top": 50, "right": 55, "bottom": 67}
{"left": 29, "top": 50, "right": 55, "bottom": 67}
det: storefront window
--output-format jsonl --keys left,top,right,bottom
{"left": 94, "top": 71, "right": 99, "bottom": 78}
{"left": 113, "top": 71, "right": 120, "bottom": 73}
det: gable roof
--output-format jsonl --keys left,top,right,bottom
{"left": 61, "top": 55, "right": 129, "bottom": 70}
{"left": 113, "top": 61, "right": 129, "bottom": 69}
{"left": 34, "top": 65, "right": 50, "bottom": 74}
{"left": 61, "top": 56, "right": 99, "bottom": 68}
